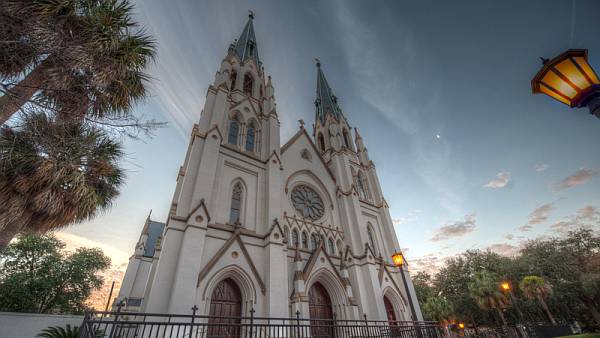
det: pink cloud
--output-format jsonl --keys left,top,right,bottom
{"left": 554, "top": 168, "right": 598, "bottom": 191}
{"left": 431, "top": 214, "right": 477, "bottom": 242}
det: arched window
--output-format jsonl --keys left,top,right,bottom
{"left": 337, "top": 239, "right": 344, "bottom": 256}
{"left": 284, "top": 226, "right": 290, "bottom": 243}
{"left": 228, "top": 115, "right": 240, "bottom": 145}
{"left": 243, "top": 73, "right": 253, "bottom": 96}
{"left": 367, "top": 224, "right": 377, "bottom": 255}
{"left": 302, "top": 231, "right": 308, "bottom": 249}
{"left": 343, "top": 129, "right": 350, "bottom": 148}
{"left": 328, "top": 238, "right": 335, "bottom": 255}
{"left": 230, "top": 70, "right": 237, "bottom": 91}
{"left": 310, "top": 234, "right": 318, "bottom": 251}
{"left": 229, "top": 182, "right": 243, "bottom": 224}
{"left": 318, "top": 133, "right": 325, "bottom": 152}
{"left": 245, "top": 121, "right": 256, "bottom": 152}
{"left": 292, "top": 229, "right": 299, "bottom": 247}
{"left": 357, "top": 171, "right": 370, "bottom": 200}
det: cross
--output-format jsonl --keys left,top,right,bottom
{"left": 298, "top": 119, "right": 305, "bottom": 128}
{"left": 315, "top": 58, "right": 321, "bottom": 67}
{"left": 248, "top": 10, "right": 255, "bottom": 19}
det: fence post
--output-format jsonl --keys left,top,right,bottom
{"left": 190, "top": 305, "right": 198, "bottom": 338}
{"left": 78, "top": 312, "right": 89, "bottom": 338}
{"left": 363, "top": 314, "right": 369, "bottom": 338}
{"left": 249, "top": 308, "right": 255, "bottom": 338}
{"left": 108, "top": 300, "right": 124, "bottom": 338}
{"left": 296, "top": 310, "right": 301, "bottom": 338}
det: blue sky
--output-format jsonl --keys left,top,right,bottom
{"left": 62, "top": 0, "right": 600, "bottom": 273}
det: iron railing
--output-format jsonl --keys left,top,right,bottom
{"left": 78, "top": 305, "right": 444, "bottom": 338}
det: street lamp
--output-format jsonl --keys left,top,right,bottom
{"left": 531, "top": 49, "right": 600, "bottom": 118}
{"left": 500, "top": 280, "right": 525, "bottom": 338}
{"left": 391, "top": 252, "right": 419, "bottom": 319}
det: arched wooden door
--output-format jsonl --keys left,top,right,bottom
{"left": 384, "top": 296, "right": 397, "bottom": 323}
{"left": 309, "top": 282, "right": 334, "bottom": 338}
{"left": 207, "top": 278, "right": 242, "bottom": 338}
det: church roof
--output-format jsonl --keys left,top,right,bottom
{"left": 315, "top": 61, "right": 343, "bottom": 124}
{"left": 231, "top": 12, "right": 261, "bottom": 67}
{"left": 143, "top": 220, "right": 165, "bottom": 258}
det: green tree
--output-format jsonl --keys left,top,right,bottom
{"left": 412, "top": 271, "right": 435, "bottom": 304}
{"left": 519, "top": 276, "right": 557, "bottom": 325}
{"left": 0, "top": 233, "right": 110, "bottom": 313}
{"left": 0, "top": 113, "right": 124, "bottom": 250}
{"left": 0, "top": 0, "right": 157, "bottom": 128}
{"left": 422, "top": 296, "right": 454, "bottom": 324}
{"left": 468, "top": 271, "right": 510, "bottom": 326}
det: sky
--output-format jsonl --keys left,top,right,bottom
{"left": 61, "top": 0, "right": 600, "bottom": 278}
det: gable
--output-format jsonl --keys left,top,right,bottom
{"left": 281, "top": 128, "right": 336, "bottom": 184}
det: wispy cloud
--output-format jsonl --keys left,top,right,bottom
{"left": 484, "top": 171, "right": 511, "bottom": 189}
{"left": 551, "top": 204, "right": 600, "bottom": 233}
{"left": 487, "top": 242, "right": 519, "bottom": 256}
{"left": 431, "top": 214, "right": 477, "bottom": 242}
{"left": 329, "top": 0, "right": 466, "bottom": 216}
{"left": 55, "top": 232, "right": 130, "bottom": 268}
{"left": 535, "top": 164, "right": 549, "bottom": 172}
{"left": 518, "top": 203, "right": 555, "bottom": 231}
{"left": 553, "top": 168, "right": 598, "bottom": 191}
{"left": 393, "top": 209, "right": 422, "bottom": 225}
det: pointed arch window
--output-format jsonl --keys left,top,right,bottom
{"left": 228, "top": 115, "right": 240, "bottom": 145}
{"left": 337, "top": 239, "right": 344, "bottom": 256}
{"left": 243, "top": 73, "right": 253, "bottom": 96}
{"left": 245, "top": 121, "right": 256, "bottom": 152}
{"left": 328, "top": 238, "right": 335, "bottom": 255}
{"left": 284, "top": 226, "right": 290, "bottom": 243}
{"left": 343, "top": 129, "right": 350, "bottom": 148}
{"left": 310, "top": 234, "right": 318, "bottom": 251}
{"left": 367, "top": 224, "right": 377, "bottom": 255}
{"left": 230, "top": 70, "right": 237, "bottom": 91}
{"left": 302, "top": 231, "right": 308, "bottom": 249}
{"left": 229, "top": 182, "right": 243, "bottom": 224}
{"left": 357, "top": 171, "right": 371, "bottom": 201}
{"left": 292, "top": 229, "right": 299, "bottom": 247}
{"left": 318, "top": 133, "right": 325, "bottom": 152}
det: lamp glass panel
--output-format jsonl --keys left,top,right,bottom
{"left": 555, "top": 59, "right": 591, "bottom": 89}
{"left": 539, "top": 85, "right": 571, "bottom": 105}
{"left": 573, "top": 57, "right": 600, "bottom": 84}
{"left": 541, "top": 71, "right": 578, "bottom": 98}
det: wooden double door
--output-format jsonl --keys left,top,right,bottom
{"left": 207, "top": 278, "right": 242, "bottom": 338}
{"left": 308, "top": 282, "right": 334, "bottom": 338}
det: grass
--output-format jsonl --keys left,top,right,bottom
{"left": 557, "top": 334, "right": 600, "bottom": 338}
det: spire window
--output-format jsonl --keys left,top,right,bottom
{"left": 343, "top": 129, "right": 351, "bottom": 148}
{"left": 357, "top": 171, "right": 371, "bottom": 201}
{"left": 318, "top": 133, "right": 325, "bottom": 152}
{"left": 245, "top": 122, "right": 256, "bottom": 152}
{"left": 228, "top": 115, "right": 240, "bottom": 145}
{"left": 243, "top": 73, "right": 253, "bottom": 96}
{"left": 367, "top": 224, "right": 378, "bottom": 255}
{"left": 229, "top": 182, "right": 243, "bottom": 224}
{"left": 230, "top": 70, "right": 237, "bottom": 91}
{"left": 328, "top": 238, "right": 335, "bottom": 255}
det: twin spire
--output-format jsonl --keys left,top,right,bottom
{"left": 231, "top": 13, "right": 343, "bottom": 125}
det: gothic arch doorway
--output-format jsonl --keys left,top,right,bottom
{"left": 309, "top": 282, "right": 334, "bottom": 338}
{"left": 208, "top": 278, "right": 242, "bottom": 338}
{"left": 384, "top": 296, "right": 397, "bottom": 322}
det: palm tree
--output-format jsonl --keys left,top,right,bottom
{"left": 519, "top": 275, "right": 557, "bottom": 325}
{"left": 37, "top": 325, "right": 103, "bottom": 338}
{"left": 0, "top": 0, "right": 156, "bottom": 125}
{"left": 468, "top": 271, "right": 511, "bottom": 326}
{"left": 0, "top": 113, "right": 124, "bottom": 250}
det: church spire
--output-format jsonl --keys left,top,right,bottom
{"left": 231, "top": 11, "right": 260, "bottom": 66}
{"left": 315, "top": 60, "right": 343, "bottom": 124}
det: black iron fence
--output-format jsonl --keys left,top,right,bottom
{"left": 78, "top": 306, "right": 444, "bottom": 338}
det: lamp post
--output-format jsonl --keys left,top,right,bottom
{"left": 501, "top": 281, "right": 525, "bottom": 338}
{"left": 531, "top": 49, "right": 600, "bottom": 118}
{"left": 391, "top": 251, "right": 422, "bottom": 338}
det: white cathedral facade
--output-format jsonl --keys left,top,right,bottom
{"left": 117, "top": 13, "right": 423, "bottom": 324}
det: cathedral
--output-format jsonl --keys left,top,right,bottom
{"left": 117, "top": 13, "right": 423, "bottom": 324}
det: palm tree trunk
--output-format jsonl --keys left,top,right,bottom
{"left": 0, "top": 60, "right": 49, "bottom": 125}
{"left": 537, "top": 295, "right": 557, "bottom": 325}
{"left": 496, "top": 307, "right": 508, "bottom": 326}
{"left": 0, "top": 219, "right": 24, "bottom": 251}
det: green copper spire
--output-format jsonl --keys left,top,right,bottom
{"left": 315, "top": 60, "right": 343, "bottom": 124}
{"left": 232, "top": 11, "right": 260, "bottom": 66}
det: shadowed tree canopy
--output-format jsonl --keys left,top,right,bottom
{"left": 0, "top": 233, "right": 110, "bottom": 314}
